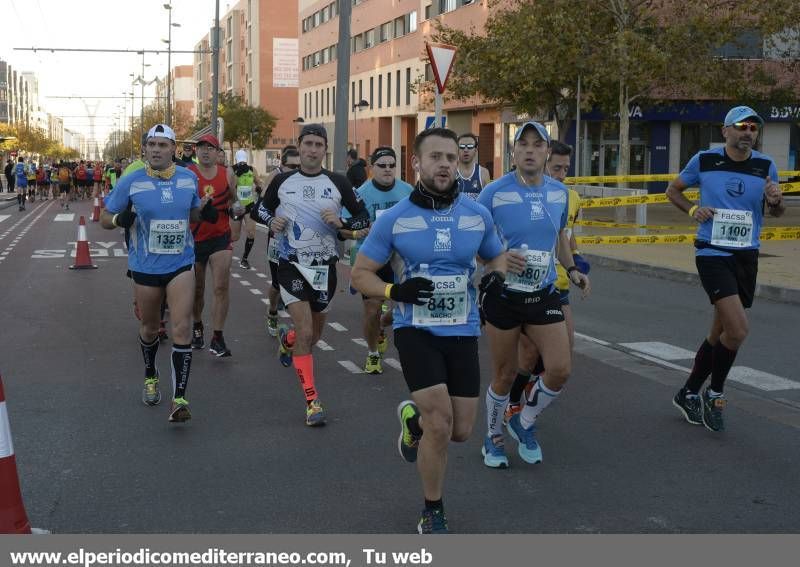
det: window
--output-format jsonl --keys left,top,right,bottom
{"left": 378, "top": 74, "right": 383, "bottom": 108}
{"left": 326, "top": 88, "right": 330, "bottom": 116}
{"left": 425, "top": 2, "right": 433, "bottom": 20}
{"left": 315, "top": 90, "right": 319, "bottom": 117}
{"left": 396, "top": 70, "right": 401, "bottom": 106}
{"left": 380, "top": 22, "right": 393, "bottom": 43}
{"left": 364, "top": 29, "right": 375, "bottom": 49}
{"left": 321, "top": 48, "right": 329, "bottom": 64}
{"left": 313, "top": 11, "right": 320, "bottom": 27}
{"left": 359, "top": 79, "right": 363, "bottom": 102}
{"left": 332, "top": 86, "right": 335, "bottom": 114}
{"left": 321, "top": 5, "right": 329, "bottom": 23}
{"left": 353, "top": 34, "right": 364, "bottom": 53}
{"left": 387, "top": 72, "right": 392, "bottom": 108}
{"left": 409, "top": 12, "right": 417, "bottom": 33}
{"left": 304, "top": 92, "right": 309, "bottom": 118}
{"left": 370, "top": 76, "right": 374, "bottom": 109}
{"left": 716, "top": 30, "right": 764, "bottom": 59}
{"left": 440, "top": 0, "right": 457, "bottom": 13}
{"left": 351, "top": 81, "right": 355, "bottom": 109}
{"left": 406, "top": 67, "right": 411, "bottom": 105}
{"left": 394, "top": 16, "right": 405, "bottom": 38}
{"left": 425, "top": 63, "right": 433, "bottom": 82}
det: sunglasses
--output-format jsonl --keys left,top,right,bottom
{"left": 374, "top": 162, "right": 396, "bottom": 169}
{"left": 284, "top": 163, "right": 300, "bottom": 170}
{"left": 731, "top": 122, "right": 759, "bottom": 132}
{"left": 458, "top": 143, "right": 476, "bottom": 150}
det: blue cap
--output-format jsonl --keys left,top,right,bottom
{"left": 514, "top": 120, "right": 551, "bottom": 145}
{"left": 723, "top": 106, "right": 763, "bottom": 127}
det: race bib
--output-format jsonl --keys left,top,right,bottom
{"left": 237, "top": 185, "right": 253, "bottom": 202}
{"left": 148, "top": 220, "right": 187, "bottom": 254}
{"left": 267, "top": 237, "right": 280, "bottom": 264}
{"left": 505, "top": 250, "right": 551, "bottom": 292}
{"left": 412, "top": 274, "right": 469, "bottom": 326}
{"left": 292, "top": 262, "right": 329, "bottom": 292}
{"left": 711, "top": 209, "right": 753, "bottom": 248}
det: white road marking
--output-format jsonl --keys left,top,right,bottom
{"left": 232, "top": 256, "right": 240, "bottom": 260}
{"left": 256, "top": 273, "right": 267, "bottom": 278}
{"left": 316, "top": 340, "right": 334, "bottom": 351}
{"left": 240, "top": 280, "right": 252, "bottom": 286}
{"left": 338, "top": 360, "right": 363, "bottom": 374}
{"left": 574, "top": 332, "right": 611, "bottom": 346}
{"left": 249, "top": 288, "right": 262, "bottom": 295}
{"left": 261, "top": 299, "right": 270, "bottom": 305}
{"left": 0, "top": 215, "right": 10, "bottom": 224}
{"left": 727, "top": 367, "right": 800, "bottom": 391}
{"left": 54, "top": 213, "right": 74, "bottom": 222}
{"left": 328, "top": 322, "right": 347, "bottom": 332}
{"left": 231, "top": 273, "right": 241, "bottom": 279}
{"left": 620, "top": 341, "right": 696, "bottom": 360}
{"left": 384, "top": 358, "right": 402, "bottom": 371}
{"left": 352, "top": 338, "right": 368, "bottom": 348}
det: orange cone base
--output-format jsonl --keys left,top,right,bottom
{"left": 0, "top": 456, "right": 32, "bottom": 534}
{"left": 70, "top": 242, "right": 97, "bottom": 270}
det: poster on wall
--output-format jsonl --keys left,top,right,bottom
{"left": 273, "top": 38, "right": 299, "bottom": 88}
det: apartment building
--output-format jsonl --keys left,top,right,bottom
{"left": 194, "top": 0, "right": 299, "bottom": 165}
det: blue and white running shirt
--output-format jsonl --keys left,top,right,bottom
{"left": 104, "top": 167, "right": 201, "bottom": 274}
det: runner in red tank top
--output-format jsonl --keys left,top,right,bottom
{"left": 187, "top": 133, "right": 237, "bottom": 357}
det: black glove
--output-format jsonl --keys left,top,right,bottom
{"left": 201, "top": 199, "right": 219, "bottom": 223}
{"left": 114, "top": 209, "right": 137, "bottom": 229}
{"left": 479, "top": 270, "right": 505, "bottom": 298}
{"left": 389, "top": 277, "right": 434, "bottom": 306}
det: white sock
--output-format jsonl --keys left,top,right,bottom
{"left": 520, "top": 378, "right": 560, "bottom": 429}
{"left": 368, "top": 350, "right": 379, "bottom": 357}
{"left": 485, "top": 386, "right": 509, "bottom": 437}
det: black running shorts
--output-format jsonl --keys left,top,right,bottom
{"left": 131, "top": 264, "right": 193, "bottom": 288}
{"left": 696, "top": 250, "right": 758, "bottom": 308}
{"left": 194, "top": 232, "right": 232, "bottom": 265}
{"left": 481, "top": 288, "right": 565, "bottom": 330}
{"left": 394, "top": 327, "right": 480, "bottom": 397}
{"left": 277, "top": 259, "right": 337, "bottom": 313}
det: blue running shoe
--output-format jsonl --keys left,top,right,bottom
{"left": 278, "top": 325, "right": 295, "bottom": 368}
{"left": 417, "top": 508, "right": 448, "bottom": 534}
{"left": 507, "top": 414, "right": 542, "bottom": 464}
{"left": 481, "top": 434, "right": 509, "bottom": 469}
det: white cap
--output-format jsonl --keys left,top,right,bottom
{"left": 235, "top": 149, "right": 249, "bottom": 164}
{"left": 146, "top": 124, "right": 176, "bottom": 142}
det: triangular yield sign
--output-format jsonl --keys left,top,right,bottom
{"left": 426, "top": 42, "right": 457, "bottom": 94}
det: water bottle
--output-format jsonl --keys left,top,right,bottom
{"left": 417, "top": 263, "right": 431, "bottom": 279}
{"left": 518, "top": 243, "right": 529, "bottom": 255}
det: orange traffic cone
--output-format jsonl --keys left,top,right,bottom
{"left": 0, "top": 374, "right": 32, "bottom": 534}
{"left": 69, "top": 216, "right": 97, "bottom": 270}
{"left": 91, "top": 197, "right": 101, "bottom": 222}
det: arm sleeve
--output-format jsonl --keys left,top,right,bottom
{"left": 358, "top": 213, "right": 393, "bottom": 265}
{"left": 678, "top": 153, "right": 701, "bottom": 187}
{"left": 334, "top": 174, "right": 370, "bottom": 231}
{"left": 477, "top": 209, "right": 505, "bottom": 261}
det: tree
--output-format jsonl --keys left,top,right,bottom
{"left": 190, "top": 93, "right": 278, "bottom": 153}
{"left": 435, "top": 0, "right": 800, "bottom": 176}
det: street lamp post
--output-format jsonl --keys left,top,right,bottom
{"left": 352, "top": 99, "right": 369, "bottom": 154}
{"left": 162, "top": 4, "right": 181, "bottom": 126}
{"left": 292, "top": 116, "right": 304, "bottom": 145}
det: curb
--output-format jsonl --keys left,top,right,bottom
{"left": 583, "top": 253, "right": 800, "bottom": 306}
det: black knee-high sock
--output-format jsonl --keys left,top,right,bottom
{"left": 684, "top": 339, "right": 713, "bottom": 394}
{"left": 243, "top": 237, "right": 255, "bottom": 260}
{"left": 709, "top": 341, "right": 738, "bottom": 393}
{"left": 139, "top": 335, "right": 159, "bottom": 377}
{"left": 509, "top": 370, "right": 532, "bottom": 404}
{"left": 171, "top": 344, "right": 192, "bottom": 399}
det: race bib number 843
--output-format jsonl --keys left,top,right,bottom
{"left": 412, "top": 274, "right": 469, "bottom": 326}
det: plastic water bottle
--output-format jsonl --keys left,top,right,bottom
{"left": 518, "top": 243, "right": 529, "bottom": 255}
{"left": 417, "top": 263, "right": 431, "bottom": 279}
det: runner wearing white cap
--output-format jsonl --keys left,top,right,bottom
{"left": 230, "top": 148, "right": 262, "bottom": 270}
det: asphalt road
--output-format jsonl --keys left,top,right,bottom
{"left": 2, "top": 199, "right": 799, "bottom": 534}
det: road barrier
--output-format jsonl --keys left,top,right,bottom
{"left": 577, "top": 226, "right": 800, "bottom": 245}
{"left": 565, "top": 172, "right": 800, "bottom": 185}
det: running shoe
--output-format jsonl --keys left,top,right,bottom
{"left": 702, "top": 389, "right": 726, "bottom": 432}
{"left": 377, "top": 332, "right": 388, "bottom": 355}
{"left": 191, "top": 325, "right": 204, "bottom": 350}
{"left": 209, "top": 335, "right": 232, "bottom": 357}
{"left": 266, "top": 314, "right": 278, "bottom": 337}
{"left": 397, "top": 400, "right": 422, "bottom": 463}
{"left": 365, "top": 353, "right": 382, "bottom": 375}
{"left": 142, "top": 375, "right": 161, "bottom": 406}
{"left": 481, "top": 434, "right": 509, "bottom": 469}
{"left": 672, "top": 387, "right": 702, "bottom": 425}
{"left": 239, "top": 258, "right": 251, "bottom": 270}
{"left": 417, "top": 508, "right": 448, "bottom": 534}
{"left": 503, "top": 402, "right": 521, "bottom": 427}
{"left": 168, "top": 397, "right": 191, "bottom": 422}
{"left": 278, "top": 325, "right": 295, "bottom": 367}
{"left": 507, "top": 414, "right": 543, "bottom": 464}
{"left": 305, "top": 399, "right": 326, "bottom": 426}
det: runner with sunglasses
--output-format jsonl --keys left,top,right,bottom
{"left": 456, "top": 133, "right": 491, "bottom": 200}
{"left": 666, "top": 105, "right": 784, "bottom": 433}
{"left": 346, "top": 147, "right": 414, "bottom": 374}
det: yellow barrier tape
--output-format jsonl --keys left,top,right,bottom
{"left": 575, "top": 220, "right": 695, "bottom": 230}
{"left": 565, "top": 171, "right": 800, "bottom": 184}
{"left": 580, "top": 182, "right": 798, "bottom": 208}
{"left": 577, "top": 227, "right": 800, "bottom": 245}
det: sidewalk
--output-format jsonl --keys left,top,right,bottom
{"left": 578, "top": 199, "right": 800, "bottom": 303}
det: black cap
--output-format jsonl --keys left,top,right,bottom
{"left": 299, "top": 123, "right": 328, "bottom": 142}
